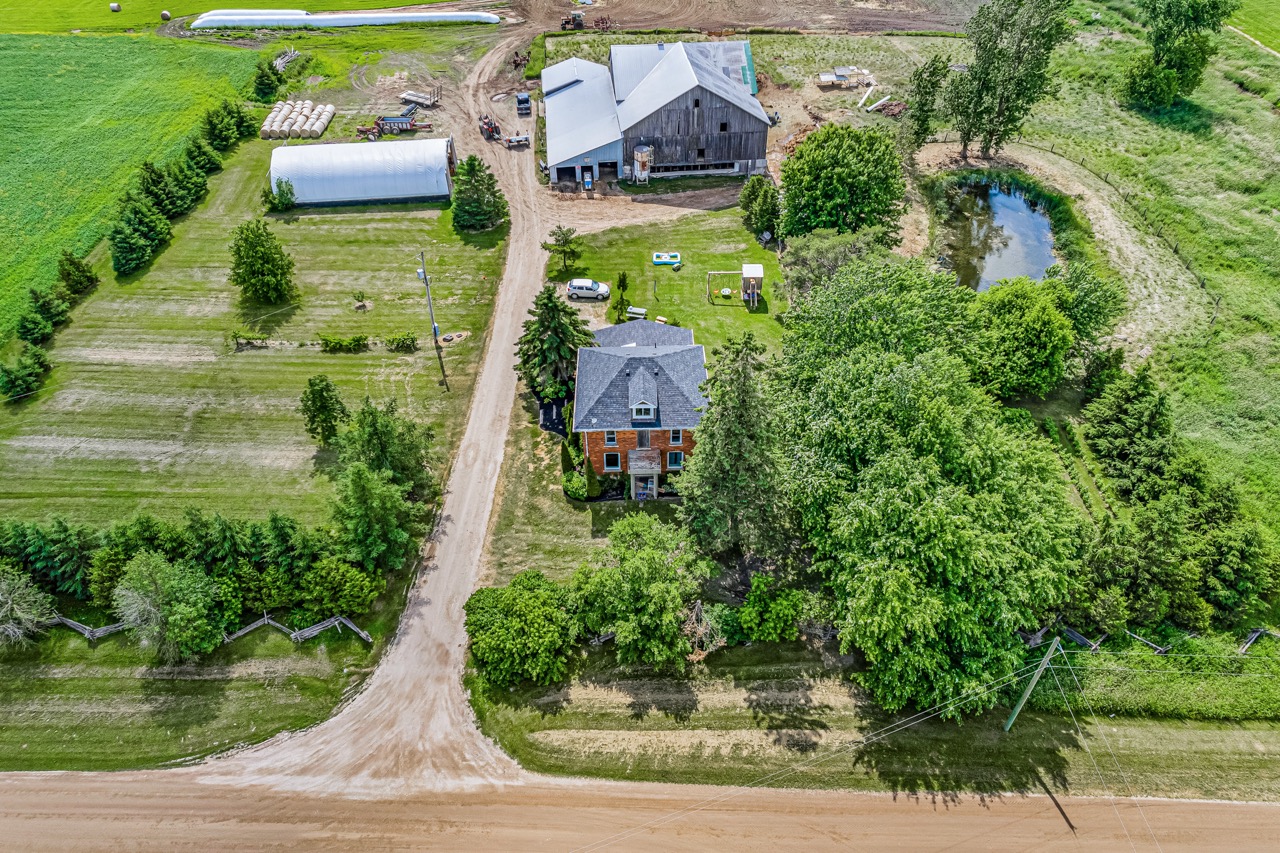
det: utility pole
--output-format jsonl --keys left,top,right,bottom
{"left": 1004, "top": 636, "right": 1061, "bottom": 732}
{"left": 417, "top": 250, "right": 439, "bottom": 343}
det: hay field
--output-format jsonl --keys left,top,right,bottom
{"left": 0, "top": 1, "right": 450, "bottom": 33}
{"left": 1233, "top": 0, "right": 1280, "bottom": 52}
{"left": 0, "top": 34, "right": 256, "bottom": 340}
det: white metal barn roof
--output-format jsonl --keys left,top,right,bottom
{"left": 615, "top": 43, "right": 768, "bottom": 131}
{"left": 269, "top": 138, "right": 454, "bottom": 205}
{"left": 541, "top": 59, "right": 623, "bottom": 166}
{"left": 610, "top": 41, "right": 759, "bottom": 101}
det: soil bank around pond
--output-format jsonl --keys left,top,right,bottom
{"left": 942, "top": 181, "right": 1057, "bottom": 291}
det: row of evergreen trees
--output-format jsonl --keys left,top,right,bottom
{"left": 0, "top": 252, "right": 100, "bottom": 400}
{"left": 109, "top": 100, "right": 254, "bottom": 275}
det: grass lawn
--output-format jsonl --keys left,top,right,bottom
{"left": 0, "top": 580, "right": 407, "bottom": 771}
{"left": 482, "top": 390, "right": 677, "bottom": 587}
{"left": 0, "top": 0, "right": 452, "bottom": 33}
{"left": 1233, "top": 0, "right": 1280, "bottom": 52}
{"left": 548, "top": 208, "right": 786, "bottom": 353}
{"left": 0, "top": 34, "right": 256, "bottom": 339}
{"left": 470, "top": 641, "right": 1280, "bottom": 799}
{"left": 0, "top": 139, "right": 505, "bottom": 525}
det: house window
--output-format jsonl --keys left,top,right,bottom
{"left": 696, "top": 148, "right": 706, "bottom": 160}
{"left": 604, "top": 452, "right": 621, "bottom": 471}
{"left": 667, "top": 451, "right": 685, "bottom": 470}
{"left": 604, "top": 430, "right": 617, "bottom": 446}
{"left": 669, "top": 429, "right": 682, "bottom": 445}
{"left": 636, "top": 430, "right": 651, "bottom": 449}
{"left": 632, "top": 405, "right": 653, "bottom": 420}
{"left": 719, "top": 122, "right": 728, "bottom": 132}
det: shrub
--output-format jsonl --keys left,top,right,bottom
{"left": 14, "top": 312, "right": 53, "bottom": 345}
{"left": 464, "top": 570, "right": 579, "bottom": 687}
{"left": 298, "top": 555, "right": 383, "bottom": 618}
{"left": 737, "top": 575, "right": 805, "bottom": 643}
{"left": 319, "top": 334, "right": 370, "bottom": 354}
{"left": 0, "top": 345, "right": 51, "bottom": 400}
{"left": 262, "top": 177, "right": 296, "bottom": 213}
{"left": 1123, "top": 52, "right": 1179, "bottom": 109}
{"left": 562, "top": 470, "right": 588, "bottom": 501}
{"left": 584, "top": 455, "right": 601, "bottom": 498}
{"left": 384, "top": 332, "right": 418, "bottom": 353}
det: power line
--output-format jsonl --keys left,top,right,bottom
{"left": 1059, "top": 652, "right": 1164, "bottom": 852}
{"left": 1050, "top": 664, "right": 1138, "bottom": 853}
{"left": 1050, "top": 664, "right": 1279, "bottom": 679}
{"left": 573, "top": 662, "right": 1041, "bottom": 853}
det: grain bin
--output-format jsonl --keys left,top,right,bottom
{"left": 633, "top": 145, "right": 652, "bottom": 184}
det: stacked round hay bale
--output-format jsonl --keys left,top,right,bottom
{"left": 261, "top": 101, "right": 287, "bottom": 139}
{"left": 311, "top": 104, "right": 336, "bottom": 138}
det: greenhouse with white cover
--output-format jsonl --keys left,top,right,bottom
{"left": 268, "top": 138, "right": 456, "bottom": 206}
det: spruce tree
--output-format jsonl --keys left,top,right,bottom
{"left": 228, "top": 218, "right": 297, "bottom": 304}
{"left": 138, "top": 161, "right": 179, "bottom": 219}
{"left": 451, "top": 155, "right": 508, "bottom": 231}
{"left": 184, "top": 136, "right": 222, "bottom": 174}
{"left": 58, "top": 250, "right": 99, "bottom": 298}
{"left": 109, "top": 191, "right": 171, "bottom": 274}
{"left": 166, "top": 157, "right": 208, "bottom": 216}
{"left": 515, "top": 284, "right": 594, "bottom": 401}
{"left": 676, "top": 332, "right": 782, "bottom": 555}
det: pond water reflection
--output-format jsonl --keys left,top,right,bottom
{"left": 941, "top": 182, "right": 1057, "bottom": 291}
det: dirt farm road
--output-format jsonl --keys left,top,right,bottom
{"left": 3, "top": 12, "right": 1280, "bottom": 851}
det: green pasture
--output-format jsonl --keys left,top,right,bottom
{"left": 0, "top": 0, "right": 451, "bottom": 33}
{"left": 0, "top": 34, "right": 256, "bottom": 341}
{"left": 0, "top": 140, "right": 505, "bottom": 525}
{"left": 1233, "top": 0, "right": 1280, "bottom": 52}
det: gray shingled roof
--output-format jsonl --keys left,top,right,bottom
{"left": 574, "top": 340, "right": 707, "bottom": 432}
{"left": 593, "top": 319, "right": 693, "bottom": 348}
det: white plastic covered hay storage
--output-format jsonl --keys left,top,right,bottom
{"left": 269, "top": 138, "right": 456, "bottom": 206}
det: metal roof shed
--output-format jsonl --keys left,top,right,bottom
{"left": 269, "top": 138, "right": 455, "bottom": 205}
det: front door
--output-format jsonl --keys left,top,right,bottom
{"left": 636, "top": 429, "right": 650, "bottom": 449}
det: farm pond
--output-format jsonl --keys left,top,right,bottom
{"left": 940, "top": 182, "right": 1057, "bottom": 291}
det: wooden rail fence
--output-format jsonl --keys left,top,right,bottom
{"left": 47, "top": 612, "right": 371, "bottom": 646}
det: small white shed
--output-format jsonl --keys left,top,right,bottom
{"left": 269, "top": 137, "right": 455, "bottom": 205}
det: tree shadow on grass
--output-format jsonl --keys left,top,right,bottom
{"left": 848, "top": 705, "right": 1080, "bottom": 807}
{"left": 237, "top": 300, "right": 299, "bottom": 336}
{"left": 739, "top": 675, "right": 831, "bottom": 753}
{"left": 310, "top": 445, "right": 340, "bottom": 478}
{"left": 1137, "top": 99, "right": 1218, "bottom": 138}
{"left": 139, "top": 668, "right": 230, "bottom": 741}
{"left": 454, "top": 221, "right": 511, "bottom": 251}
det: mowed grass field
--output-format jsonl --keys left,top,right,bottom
{"left": 471, "top": 642, "right": 1280, "bottom": 800}
{"left": 0, "top": 34, "right": 256, "bottom": 340}
{"left": 1233, "top": 0, "right": 1280, "bottom": 52}
{"left": 547, "top": 208, "right": 787, "bottom": 353}
{"left": 0, "top": 0, "right": 450, "bottom": 33}
{"left": 0, "top": 583, "right": 407, "bottom": 771}
{"left": 0, "top": 140, "right": 505, "bottom": 525}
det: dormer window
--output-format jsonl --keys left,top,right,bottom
{"left": 632, "top": 404, "right": 654, "bottom": 420}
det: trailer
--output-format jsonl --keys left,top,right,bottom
{"left": 357, "top": 116, "right": 433, "bottom": 141}
{"left": 399, "top": 86, "right": 442, "bottom": 109}
{"left": 504, "top": 133, "right": 530, "bottom": 149}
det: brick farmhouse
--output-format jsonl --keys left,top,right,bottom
{"left": 572, "top": 320, "right": 707, "bottom": 499}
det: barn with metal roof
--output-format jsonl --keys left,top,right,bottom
{"left": 541, "top": 40, "right": 769, "bottom": 185}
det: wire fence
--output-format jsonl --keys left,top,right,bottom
{"left": 928, "top": 132, "right": 1224, "bottom": 334}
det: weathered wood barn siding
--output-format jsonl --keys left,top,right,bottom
{"left": 623, "top": 85, "right": 767, "bottom": 171}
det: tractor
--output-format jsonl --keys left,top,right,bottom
{"left": 561, "top": 11, "right": 584, "bottom": 30}
{"left": 479, "top": 114, "right": 501, "bottom": 140}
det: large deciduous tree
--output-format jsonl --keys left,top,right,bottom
{"left": 112, "top": 551, "right": 224, "bottom": 663}
{"left": 336, "top": 397, "right": 438, "bottom": 502}
{"left": 779, "top": 226, "right": 889, "bottom": 300}
{"left": 0, "top": 562, "right": 56, "bottom": 646}
{"left": 945, "top": 0, "right": 1073, "bottom": 157}
{"left": 970, "top": 276, "right": 1075, "bottom": 399}
{"left": 780, "top": 125, "right": 906, "bottom": 238}
{"left": 571, "top": 514, "right": 712, "bottom": 673}
{"left": 465, "top": 570, "right": 580, "bottom": 687}
{"left": 515, "top": 283, "right": 594, "bottom": 401}
{"left": 228, "top": 218, "right": 297, "bottom": 304}
{"left": 677, "top": 333, "right": 782, "bottom": 556}
{"left": 1124, "top": 0, "right": 1239, "bottom": 108}
{"left": 901, "top": 53, "right": 952, "bottom": 157}
{"left": 451, "top": 155, "right": 508, "bottom": 232}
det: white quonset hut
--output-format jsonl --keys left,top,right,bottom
{"left": 269, "top": 138, "right": 456, "bottom": 206}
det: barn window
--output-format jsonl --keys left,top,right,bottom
{"left": 696, "top": 148, "right": 706, "bottom": 160}
{"left": 694, "top": 98, "right": 700, "bottom": 108}
{"left": 719, "top": 122, "right": 728, "bottom": 132}
{"left": 604, "top": 452, "right": 621, "bottom": 471}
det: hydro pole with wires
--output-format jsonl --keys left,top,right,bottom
{"left": 1004, "top": 636, "right": 1062, "bottom": 732}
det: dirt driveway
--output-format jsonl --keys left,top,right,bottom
{"left": 0, "top": 10, "right": 1273, "bottom": 851}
